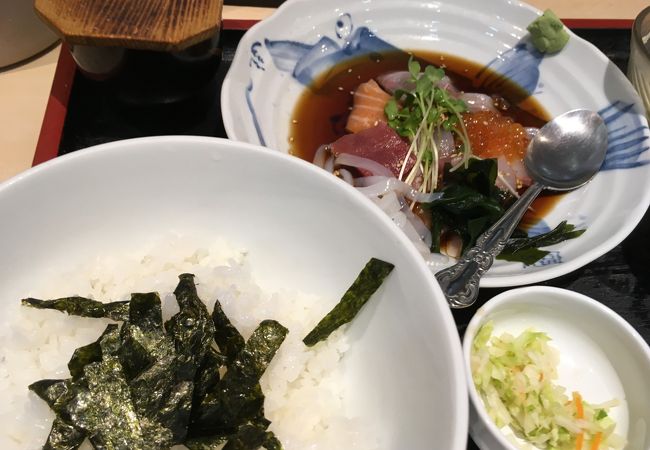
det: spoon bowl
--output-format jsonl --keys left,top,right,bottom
{"left": 436, "top": 109, "right": 608, "bottom": 308}
{"left": 525, "top": 109, "right": 609, "bottom": 191}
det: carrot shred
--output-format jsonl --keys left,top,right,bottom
{"left": 575, "top": 432, "right": 584, "bottom": 450}
{"left": 590, "top": 432, "right": 603, "bottom": 450}
{"left": 573, "top": 391, "right": 584, "bottom": 419}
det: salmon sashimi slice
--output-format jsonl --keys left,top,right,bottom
{"left": 346, "top": 79, "right": 392, "bottom": 133}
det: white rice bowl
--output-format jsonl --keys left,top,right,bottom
{"left": 0, "top": 136, "right": 467, "bottom": 450}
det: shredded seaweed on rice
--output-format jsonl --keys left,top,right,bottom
{"left": 5, "top": 237, "right": 390, "bottom": 450}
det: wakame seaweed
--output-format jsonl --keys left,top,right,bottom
{"left": 425, "top": 159, "right": 509, "bottom": 253}
{"left": 303, "top": 258, "right": 394, "bottom": 347}
{"left": 424, "top": 158, "right": 586, "bottom": 265}
{"left": 497, "top": 220, "right": 586, "bottom": 265}
{"left": 25, "top": 274, "right": 287, "bottom": 450}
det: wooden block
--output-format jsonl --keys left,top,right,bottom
{"left": 35, "top": 0, "right": 224, "bottom": 51}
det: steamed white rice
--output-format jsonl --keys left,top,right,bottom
{"left": 0, "top": 235, "right": 378, "bottom": 450}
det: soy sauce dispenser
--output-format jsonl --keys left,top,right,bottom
{"left": 34, "top": 0, "right": 224, "bottom": 119}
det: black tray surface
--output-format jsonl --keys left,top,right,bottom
{"left": 56, "top": 27, "right": 648, "bottom": 450}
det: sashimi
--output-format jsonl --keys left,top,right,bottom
{"left": 331, "top": 122, "right": 415, "bottom": 177}
{"left": 346, "top": 79, "right": 392, "bottom": 133}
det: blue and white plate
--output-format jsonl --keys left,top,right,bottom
{"left": 221, "top": 0, "right": 650, "bottom": 287}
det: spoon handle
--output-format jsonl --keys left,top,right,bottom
{"left": 435, "top": 182, "right": 544, "bottom": 308}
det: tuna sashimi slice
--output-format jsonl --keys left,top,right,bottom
{"left": 331, "top": 123, "right": 414, "bottom": 178}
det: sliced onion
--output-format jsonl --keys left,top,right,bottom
{"left": 313, "top": 144, "right": 329, "bottom": 168}
{"left": 425, "top": 253, "right": 454, "bottom": 270}
{"left": 337, "top": 168, "right": 354, "bottom": 185}
{"left": 372, "top": 190, "right": 402, "bottom": 216}
{"left": 334, "top": 153, "right": 394, "bottom": 178}
{"left": 460, "top": 93, "right": 497, "bottom": 112}
{"left": 389, "top": 211, "right": 431, "bottom": 256}
{"left": 355, "top": 176, "right": 443, "bottom": 203}
{"left": 401, "top": 203, "right": 433, "bottom": 248}
{"left": 324, "top": 155, "right": 335, "bottom": 173}
{"left": 434, "top": 130, "right": 455, "bottom": 157}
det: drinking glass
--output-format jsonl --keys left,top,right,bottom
{"left": 628, "top": 6, "right": 650, "bottom": 118}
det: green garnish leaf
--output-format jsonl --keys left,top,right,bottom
{"left": 408, "top": 58, "right": 421, "bottom": 78}
{"left": 384, "top": 56, "right": 473, "bottom": 193}
{"left": 303, "top": 258, "right": 394, "bottom": 347}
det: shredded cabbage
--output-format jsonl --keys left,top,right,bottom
{"left": 471, "top": 322, "right": 627, "bottom": 449}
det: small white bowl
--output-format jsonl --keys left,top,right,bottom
{"left": 462, "top": 286, "right": 650, "bottom": 450}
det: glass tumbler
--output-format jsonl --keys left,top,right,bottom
{"left": 628, "top": 6, "right": 650, "bottom": 118}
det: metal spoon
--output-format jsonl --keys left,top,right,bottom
{"left": 435, "top": 109, "right": 608, "bottom": 308}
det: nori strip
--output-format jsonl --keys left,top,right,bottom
{"left": 26, "top": 273, "right": 288, "bottom": 450}
{"left": 222, "top": 423, "right": 268, "bottom": 450}
{"left": 128, "top": 292, "right": 164, "bottom": 329}
{"left": 64, "top": 355, "right": 149, "bottom": 449}
{"left": 184, "top": 434, "right": 229, "bottom": 450}
{"left": 21, "top": 297, "right": 129, "bottom": 321}
{"left": 262, "top": 432, "right": 283, "bottom": 450}
{"left": 68, "top": 324, "right": 118, "bottom": 379}
{"left": 29, "top": 378, "right": 75, "bottom": 413}
{"left": 118, "top": 293, "right": 167, "bottom": 381}
{"left": 43, "top": 416, "right": 86, "bottom": 450}
{"left": 212, "top": 299, "right": 245, "bottom": 362}
{"left": 122, "top": 291, "right": 193, "bottom": 445}
{"left": 190, "top": 320, "right": 288, "bottom": 436}
{"left": 192, "top": 347, "right": 227, "bottom": 409}
{"left": 165, "top": 274, "right": 216, "bottom": 379}
{"left": 303, "top": 258, "right": 394, "bottom": 346}
{"left": 129, "top": 361, "right": 192, "bottom": 446}
{"left": 59, "top": 325, "right": 163, "bottom": 449}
